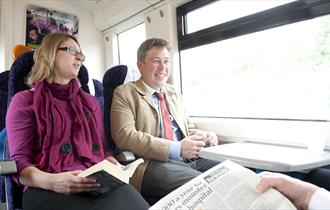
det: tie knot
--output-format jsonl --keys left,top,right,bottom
{"left": 155, "top": 92, "right": 164, "bottom": 101}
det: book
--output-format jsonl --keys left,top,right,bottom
{"left": 150, "top": 160, "right": 296, "bottom": 210}
{"left": 0, "top": 160, "right": 17, "bottom": 175}
{"left": 78, "top": 158, "right": 144, "bottom": 195}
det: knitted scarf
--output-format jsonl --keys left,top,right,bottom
{"left": 33, "top": 79, "right": 105, "bottom": 172}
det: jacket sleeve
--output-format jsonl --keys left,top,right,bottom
{"left": 110, "top": 86, "right": 170, "bottom": 161}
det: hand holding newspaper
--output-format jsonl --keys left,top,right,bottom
{"left": 150, "top": 160, "right": 296, "bottom": 210}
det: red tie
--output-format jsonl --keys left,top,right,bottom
{"left": 155, "top": 92, "right": 173, "bottom": 140}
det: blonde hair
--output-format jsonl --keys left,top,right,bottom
{"left": 27, "top": 32, "right": 80, "bottom": 86}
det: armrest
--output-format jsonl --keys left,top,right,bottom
{"left": 0, "top": 160, "right": 17, "bottom": 175}
{"left": 115, "top": 151, "right": 135, "bottom": 164}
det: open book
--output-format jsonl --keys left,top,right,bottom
{"left": 78, "top": 158, "right": 144, "bottom": 195}
{"left": 150, "top": 160, "right": 296, "bottom": 210}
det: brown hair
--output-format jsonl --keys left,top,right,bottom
{"left": 137, "top": 38, "right": 170, "bottom": 61}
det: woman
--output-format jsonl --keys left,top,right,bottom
{"left": 6, "top": 32, "right": 149, "bottom": 210}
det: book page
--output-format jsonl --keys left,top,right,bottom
{"left": 149, "top": 160, "right": 296, "bottom": 210}
{"left": 122, "top": 158, "right": 144, "bottom": 177}
{"left": 78, "top": 158, "right": 144, "bottom": 184}
{"left": 77, "top": 159, "right": 119, "bottom": 178}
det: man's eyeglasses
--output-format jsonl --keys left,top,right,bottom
{"left": 58, "top": 46, "right": 85, "bottom": 62}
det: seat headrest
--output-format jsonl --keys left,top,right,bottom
{"left": 78, "top": 65, "right": 90, "bottom": 94}
{"left": 103, "top": 65, "right": 128, "bottom": 88}
{"left": 9, "top": 51, "right": 35, "bottom": 95}
{"left": 78, "top": 65, "right": 89, "bottom": 84}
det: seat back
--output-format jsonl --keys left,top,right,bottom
{"left": 2, "top": 129, "right": 22, "bottom": 210}
{"left": 92, "top": 79, "right": 104, "bottom": 110}
{"left": 78, "top": 65, "right": 90, "bottom": 94}
{"left": 7, "top": 51, "right": 35, "bottom": 105}
{"left": 0, "top": 51, "right": 34, "bottom": 210}
{"left": 3, "top": 51, "right": 91, "bottom": 210}
{"left": 102, "top": 65, "right": 128, "bottom": 151}
{"left": 0, "top": 128, "right": 8, "bottom": 204}
{"left": 0, "top": 71, "right": 10, "bottom": 204}
{"left": 0, "top": 71, "right": 9, "bottom": 131}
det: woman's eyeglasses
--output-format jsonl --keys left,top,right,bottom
{"left": 58, "top": 46, "right": 85, "bottom": 62}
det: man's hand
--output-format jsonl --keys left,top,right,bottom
{"left": 202, "top": 132, "right": 218, "bottom": 147}
{"left": 181, "top": 135, "right": 205, "bottom": 159}
{"left": 256, "top": 171, "right": 318, "bottom": 210}
{"left": 106, "top": 156, "right": 123, "bottom": 168}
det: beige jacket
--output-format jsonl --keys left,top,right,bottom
{"left": 111, "top": 79, "right": 202, "bottom": 191}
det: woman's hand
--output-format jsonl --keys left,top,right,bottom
{"left": 49, "top": 170, "right": 101, "bottom": 194}
{"left": 20, "top": 166, "right": 100, "bottom": 194}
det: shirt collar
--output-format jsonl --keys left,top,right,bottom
{"left": 141, "top": 80, "right": 166, "bottom": 96}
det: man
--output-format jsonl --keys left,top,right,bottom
{"left": 27, "top": 27, "right": 44, "bottom": 45}
{"left": 256, "top": 171, "right": 330, "bottom": 210}
{"left": 111, "top": 38, "right": 219, "bottom": 200}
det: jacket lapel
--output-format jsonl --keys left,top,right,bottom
{"left": 135, "top": 79, "right": 157, "bottom": 111}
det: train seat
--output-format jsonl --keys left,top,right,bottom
{"left": 78, "top": 65, "right": 90, "bottom": 94}
{"left": 0, "top": 71, "right": 9, "bottom": 131}
{"left": 102, "top": 65, "right": 135, "bottom": 162}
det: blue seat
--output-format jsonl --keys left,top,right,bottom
{"left": 0, "top": 128, "right": 8, "bottom": 204}
{"left": 0, "top": 128, "right": 20, "bottom": 210}
{"left": 92, "top": 78, "right": 104, "bottom": 110}
{"left": 0, "top": 71, "right": 9, "bottom": 131}
{"left": 78, "top": 65, "right": 90, "bottom": 94}
{"left": 7, "top": 51, "right": 34, "bottom": 105}
{"left": 1, "top": 51, "right": 91, "bottom": 210}
{"left": 102, "top": 65, "right": 130, "bottom": 157}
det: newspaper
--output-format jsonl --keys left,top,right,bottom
{"left": 149, "top": 160, "right": 296, "bottom": 210}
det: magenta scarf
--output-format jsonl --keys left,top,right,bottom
{"left": 33, "top": 79, "right": 105, "bottom": 172}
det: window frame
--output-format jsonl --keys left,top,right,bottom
{"left": 177, "top": 0, "right": 330, "bottom": 51}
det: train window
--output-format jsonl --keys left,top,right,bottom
{"left": 181, "top": 15, "right": 330, "bottom": 121}
{"left": 187, "top": 0, "right": 294, "bottom": 34}
{"left": 117, "top": 23, "right": 145, "bottom": 82}
{"left": 177, "top": 0, "right": 330, "bottom": 146}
